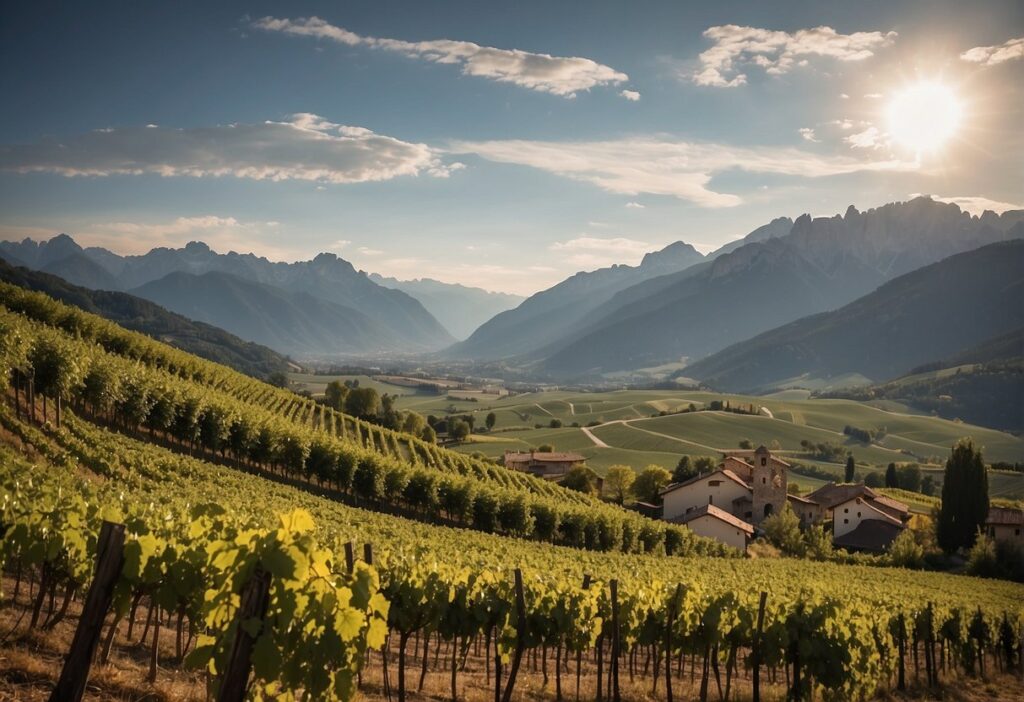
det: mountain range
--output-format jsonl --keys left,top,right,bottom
{"left": 0, "top": 236, "right": 454, "bottom": 354}
{"left": 447, "top": 197, "right": 1023, "bottom": 379}
{"left": 683, "top": 239, "right": 1024, "bottom": 391}
{"left": 369, "top": 274, "right": 522, "bottom": 340}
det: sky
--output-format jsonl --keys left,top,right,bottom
{"left": 1, "top": 1, "right": 1022, "bottom": 295}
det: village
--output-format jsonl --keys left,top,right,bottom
{"left": 502, "top": 445, "right": 1024, "bottom": 556}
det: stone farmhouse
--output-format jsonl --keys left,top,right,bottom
{"left": 985, "top": 507, "right": 1024, "bottom": 554}
{"left": 659, "top": 445, "right": 910, "bottom": 553}
{"left": 504, "top": 450, "right": 585, "bottom": 480}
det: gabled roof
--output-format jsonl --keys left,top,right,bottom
{"left": 722, "top": 456, "right": 754, "bottom": 469}
{"left": 833, "top": 495, "right": 903, "bottom": 527}
{"left": 833, "top": 519, "right": 904, "bottom": 553}
{"left": 986, "top": 507, "right": 1024, "bottom": 526}
{"left": 870, "top": 494, "right": 910, "bottom": 520}
{"left": 722, "top": 449, "right": 791, "bottom": 468}
{"left": 659, "top": 468, "right": 751, "bottom": 496}
{"left": 806, "top": 482, "right": 877, "bottom": 509}
{"left": 787, "top": 493, "right": 817, "bottom": 506}
{"left": 672, "top": 504, "right": 755, "bottom": 535}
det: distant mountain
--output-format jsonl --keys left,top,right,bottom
{"left": 0, "top": 236, "right": 454, "bottom": 352}
{"left": 369, "top": 274, "right": 523, "bottom": 340}
{"left": 684, "top": 239, "right": 1024, "bottom": 391}
{"left": 39, "top": 251, "right": 122, "bottom": 291}
{"left": 707, "top": 216, "right": 794, "bottom": 258}
{"left": 538, "top": 198, "right": 1024, "bottom": 377}
{"left": 0, "top": 260, "right": 290, "bottom": 378}
{"left": 131, "top": 271, "right": 402, "bottom": 357}
{"left": 446, "top": 240, "right": 706, "bottom": 359}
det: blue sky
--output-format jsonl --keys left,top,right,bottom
{"left": 1, "top": 1, "right": 1022, "bottom": 294}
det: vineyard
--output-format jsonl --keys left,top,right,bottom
{"left": 0, "top": 286, "right": 725, "bottom": 559}
{"left": 1, "top": 286, "right": 1024, "bottom": 701}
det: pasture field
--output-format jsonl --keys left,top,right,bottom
{"left": 287, "top": 372, "right": 425, "bottom": 398}
{"left": 441, "top": 387, "right": 1024, "bottom": 499}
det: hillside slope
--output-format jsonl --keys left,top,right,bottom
{"left": 447, "top": 240, "right": 706, "bottom": 359}
{"left": 684, "top": 240, "right": 1024, "bottom": 392}
{"left": 131, "top": 270, "right": 402, "bottom": 356}
{"left": 0, "top": 261, "right": 290, "bottom": 378}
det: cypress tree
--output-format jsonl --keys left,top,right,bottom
{"left": 885, "top": 462, "right": 898, "bottom": 488}
{"left": 937, "top": 439, "right": 989, "bottom": 553}
{"left": 845, "top": 454, "right": 856, "bottom": 482}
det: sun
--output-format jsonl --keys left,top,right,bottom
{"left": 886, "top": 81, "right": 963, "bottom": 155}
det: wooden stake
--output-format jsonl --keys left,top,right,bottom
{"left": 49, "top": 521, "right": 125, "bottom": 702}
{"left": 217, "top": 564, "right": 272, "bottom": 702}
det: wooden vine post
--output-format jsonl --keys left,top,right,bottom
{"left": 48, "top": 521, "right": 126, "bottom": 702}
{"left": 897, "top": 613, "right": 907, "bottom": 691}
{"left": 576, "top": 573, "right": 591, "bottom": 702}
{"left": 752, "top": 591, "right": 767, "bottom": 702}
{"left": 664, "top": 584, "right": 683, "bottom": 702}
{"left": 500, "top": 568, "right": 527, "bottom": 702}
{"left": 217, "top": 564, "right": 272, "bottom": 702}
{"left": 610, "top": 579, "right": 620, "bottom": 702}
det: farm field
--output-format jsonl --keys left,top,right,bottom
{"left": 287, "top": 372, "right": 427, "bottom": 398}
{"left": 444, "top": 388, "right": 1024, "bottom": 498}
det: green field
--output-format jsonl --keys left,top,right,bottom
{"left": 439, "top": 388, "right": 1024, "bottom": 499}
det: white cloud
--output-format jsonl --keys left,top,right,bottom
{"left": 844, "top": 126, "right": 884, "bottom": 149}
{"left": 357, "top": 246, "right": 384, "bottom": 256}
{"left": 550, "top": 235, "right": 654, "bottom": 267}
{"left": 839, "top": 93, "right": 850, "bottom": 99}
{"left": 692, "top": 24, "right": 897, "bottom": 87}
{"left": 619, "top": 89, "right": 641, "bottom": 101}
{"left": 625, "top": 201, "right": 645, "bottom": 209}
{"left": 914, "top": 194, "right": 1024, "bottom": 216}
{"left": 960, "top": 36, "right": 1024, "bottom": 66}
{"left": 450, "top": 136, "right": 916, "bottom": 207}
{"left": 864, "top": 92, "right": 884, "bottom": 99}
{"left": 798, "top": 127, "right": 819, "bottom": 142}
{"left": 253, "top": 16, "right": 627, "bottom": 98}
{"left": 0, "top": 113, "right": 455, "bottom": 184}
{"left": 832, "top": 119, "right": 854, "bottom": 130}
{"left": 329, "top": 239, "right": 351, "bottom": 250}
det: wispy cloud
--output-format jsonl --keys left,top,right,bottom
{"left": 357, "top": 246, "right": 384, "bottom": 256}
{"left": 550, "top": 235, "right": 653, "bottom": 267}
{"left": 451, "top": 136, "right": 916, "bottom": 207}
{"left": 619, "top": 89, "right": 641, "bottom": 101}
{"left": 844, "top": 126, "right": 884, "bottom": 149}
{"left": 914, "top": 194, "right": 1024, "bottom": 216}
{"left": 0, "top": 113, "right": 456, "bottom": 184}
{"left": 253, "top": 16, "right": 627, "bottom": 98}
{"left": 625, "top": 201, "right": 645, "bottom": 209}
{"left": 692, "top": 24, "right": 897, "bottom": 87}
{"left": 960, "top": 36, "right": 1024, "bottom": 66}
{"left": 798, "top": 127, "right": 819, "bottom": 142}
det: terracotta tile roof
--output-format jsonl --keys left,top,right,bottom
{"left": 660, "top": 468, "right": 751, "bottom": 496}
{"left": 787, "top": 493, "right": 817, "bottom": 505}
{"left": 986, "top": 507, "right": 1024, "bottom": 526}
{"left": 834, "top": 495, "right": 903, "bottom": 527}
{"left": 833, "top": 520, "right": 904, "bottom": 553}
{"left": 722, "top": 456, "right": 754, "bottom": 469}
{"left": 672, "top": 504, "right": 755, "bottom": 535}
{"left": 806, "top": 482, "right": 877, "bottom": 509}
{"left": 871, "top": 494, "right": 910, "bottom": 514}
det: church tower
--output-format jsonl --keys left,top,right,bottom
{"left": 751, "top": 445, "right": 787, "bottom": 523}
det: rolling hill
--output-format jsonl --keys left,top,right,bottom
{"left": 0, "top": 260, "right": 290, "bottom": 378}
{"left": 683, "top": 239, "right": 1024, "bottom": 392}
{"left": 131, "top": 270, "right": 403, "bottom": 356}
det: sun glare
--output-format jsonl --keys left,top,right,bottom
{"left": 886, "top": 82, "right": 963, "bottom": 155}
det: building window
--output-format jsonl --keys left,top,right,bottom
{"left": 761, "top": 458, "right": 767, "bottom": 466}
{"left": 1016, "top": 528, "right": 1021, "bottom": 536}
{"left": 843, "top": 508, "right": 848, "bottom": 513}
{"left": 857, "top": 512, "right": 861, "bottom": 518}
{"left": 709, "top": 480, "right": 722, "bottom": 486}
{"left": 844, "top": 519, "right": 849, "bottom": 524}
{"left": 709, "top": 496, "right": 713, "bottom": 505}
{"left": 762, "top": 477, "right": 766, "bottom": 484}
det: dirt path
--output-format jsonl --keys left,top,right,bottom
{"left": 580, "top": 424, "right": 610, "bottom": 448}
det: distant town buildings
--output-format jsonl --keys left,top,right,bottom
{"left": 660, "top": 445, "right": 910, "bottom": 554}
{"left": 985, "top": 506, "right": 1024, "bottom": 554}
{"left": 504, "top": 449, "right": 586, "bottom": 480}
